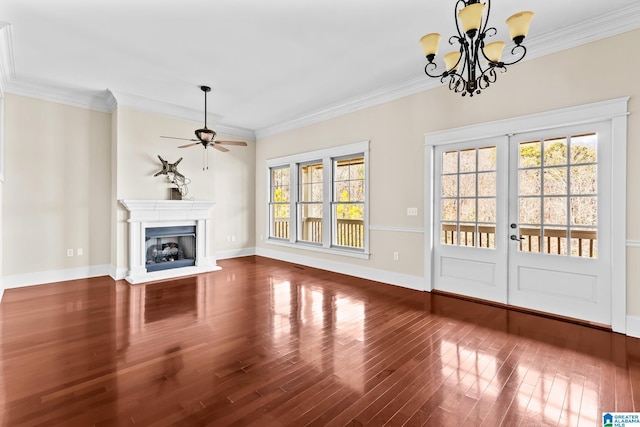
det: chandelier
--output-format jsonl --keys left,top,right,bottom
{"left": 419, "top": 0, "right": 533, "bottom": 97}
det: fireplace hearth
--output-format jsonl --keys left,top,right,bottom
{"left": 120, "top": 200, "right": 220, "bottom": 284}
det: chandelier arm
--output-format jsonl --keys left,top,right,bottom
{"left": 454, "top": 0, "right": 467, "bottom": 40}
{"left": 447, "top": 73, "right": 466, "bottom": 94}
{"left": 424, "top": 62, "right": 448, "bottom": 79}
{"left": 478, "top": 67, "right": 499, "bottom": 91}
{"left": 481, "top": 0, "right": 492, "bottom": 36}
{"left": 500, "top": 44, "right": 528, "bottom": 66}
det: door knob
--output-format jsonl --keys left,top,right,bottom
{"left": 510, "top": 235, "right": 525, "bottom": 241}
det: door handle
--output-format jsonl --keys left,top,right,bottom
{"left": 510, "top": 235, "right": 525, "bottom": 241}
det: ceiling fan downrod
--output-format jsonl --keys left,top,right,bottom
{"left": 195, "top": 85, "right": 215, "bottom": 143}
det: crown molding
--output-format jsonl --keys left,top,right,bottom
{"left": 3, "top": 80, "right": 255, "bottom": 140}
{"left": 256, "top": 4, "right": 640, "bottom": 139}
{"left": 109, "top": 90, "right": 256, "bottom": 141}
{"left": 0, "top": 22, "right": 16, "bottom": 98}
{"left": 5, "top": 78, "right": 116, "bottom": 112}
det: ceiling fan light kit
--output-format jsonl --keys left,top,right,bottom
{"left": 160, "top": 85, "right": 248, "bottom": 169}
{"left": 419, "top": 0, "right": 533, "bottom": 97}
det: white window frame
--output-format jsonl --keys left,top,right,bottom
{"left": 266, "top": 141, "right": 370, "bottom": 259}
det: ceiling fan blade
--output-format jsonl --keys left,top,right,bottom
{"left": 213, "top": 144, "right": 230, "bottom": 152}
{"left": 178, "top": 142, "right": 201, "bottom": 148}
{"left": 215, "top": 140, "right": 248, "bottom": 146}
{"left": 161, "top": 136, "right": 198, "bottom": 142}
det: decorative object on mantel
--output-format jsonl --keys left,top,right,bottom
{"left": 419, "top": 0, "right": 533, "bottom": 97}
{"left": 154, "top": 155, "right": 190, "bottom": 199}
{"left": 160, "top": 85, "right": 248, "bottom": 170}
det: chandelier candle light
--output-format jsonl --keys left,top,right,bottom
{"left": 419, "top": 0, "right": 533, "bottom": 97}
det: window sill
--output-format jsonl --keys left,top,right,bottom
{"left": 266, "top": 238, "right": 370, "bottom": 260}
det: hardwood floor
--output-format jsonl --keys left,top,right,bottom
{"left": 1, "top": 256, "right": 639, "bottom": 426}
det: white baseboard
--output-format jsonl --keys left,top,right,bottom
{"left": 109, "top": 265, "right": 128, "bottom": 281}
{"left": 255, "top": 247, "right": 427, "bottom": 292}
{"left": 216, "top": 247, "right": 256, "bottom": 260}
{"left": 2, "top": 264, "right": 112, "bottom": 289}
{"left": 626, "top": 315, "right": 640, "bottom": 339}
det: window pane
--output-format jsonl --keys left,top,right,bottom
{"left": 478, "top": 146, "right": 496, "bottom": 171}
{"left": 544, "top": 227, "right": 568, "bottom": 255}
{"left": 271, "top": 204, "right": 290, "bottom": 239}
{"left": 519, "top": 227, "right": 541, "bottom": 253}
{"left": 478, "top": 172, "right": 495, "bottom": 197}
{"left": 543, "top": 137, "right": 568, "bottom": 166}
{"left": 442, "top": 175, "right": 458, "bottom": 197}
{"left": 350, "top": 181, "right": 365, "bottom": 202}
{"left": 442, "top": 223, "right": 457, "bottom": 246}
{"left": 441, "top": 199, "right": 458, "bottom": 222}
{"left": 460, "top": 149, "right": 476, "bottom": 173}
{"left": 299, "top": 162, "right": 323, "bottom": 203}
{"left": 571, "top": 229, "right": 597, "bottom": 258}
{"left": 478, "top": 198, "right": 496, "bottom": 223}
{"left": 570, "top": 165, "right": 597, "bottom": 194}
{"left": 570, "top": 133, "right": 597, "bottom": 164}
{"left": 543, "top": 167, "right": 567, "bottom": 195}
{"left": 299, "top": 204, "right": 322, "bottom": 243}
{"left": 334, "top": 204, "right": 364, "bottom": 248}
{"left": 459, "top": 199, "right": 475, "bottom": 222}
{"left": 544, "top": 197, "right": 567, "bottom": 226}
{"left": 519, "top": 170, "right": 541, "bottom": 196}
{"left": 442, "top": 151, "right": 458, "bottom": 174}
{"left": 459, "top": 174, "right": 476, "bottom": 197}
{"left": 519, "top": 198, "right": 540, "bottom": 224}
{"left": 571, "top": 197, "right": 597, "bottom": 226}
{"left": 519, "top": 141, "right": 541, "bottom": 167}
{"left": 459, "top": 223, "right": 476, "bottom": 247}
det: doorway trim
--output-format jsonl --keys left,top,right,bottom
{"left": 424, "top": 97, "right": 628, "bottom": 333}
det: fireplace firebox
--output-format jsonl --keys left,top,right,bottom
{"left": 120, "top": 199, "right": 220, "bottom": 284}
{"left": 145, "top": 226, "right": 196, "bottom": 272}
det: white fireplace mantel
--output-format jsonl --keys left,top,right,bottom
{"left": 120, "top": 199, "right": 221, "bottom": 284}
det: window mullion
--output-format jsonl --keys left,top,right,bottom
{"left": 289, "top": 162, "right": 298, "bottom": 244}
{"left": 322, "top": 157, "right": 332, "bottom": 248}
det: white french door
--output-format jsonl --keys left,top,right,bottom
{"left": 433, "top": 136, "right": 508, "bottom": 303}
{"left": 507, "top": 122, "right": 612, "bottom": 325}
{"left": 432, "top": 122, "right": 613, "bottom": 325}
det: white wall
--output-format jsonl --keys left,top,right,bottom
{"left": 256, "top": 29, "right": 640, "bottom": 315}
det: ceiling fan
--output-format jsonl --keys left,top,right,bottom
{"left": 160, "top": 85, "right": 248, "bottom": 154}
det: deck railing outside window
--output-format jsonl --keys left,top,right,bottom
{"left": 272, "top": 217, "right": 364, "bottom": 248}
{"left": 442, "top": 225, "right": 597, "bottom": 258}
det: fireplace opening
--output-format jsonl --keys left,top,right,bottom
{"left": 145, "top": 226, "right": 196, "bottom": 273}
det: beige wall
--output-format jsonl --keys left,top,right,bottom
{"left": 256, "top": 29, "right": 640, "bottom": 313}
{"left": 2, "top": 96, "right": 256, "bottom": 280}
{"left": 3, "top": 94, "right": 112, "bottom": 276}
{"left": 112, "top": 108, "right": 256, "bottom": 272}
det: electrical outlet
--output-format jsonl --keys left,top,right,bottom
{"left": 231, "top": 235, "right": 236, "bottom": 242}
{"left": 67, "top": 249, "right": 74, "bottom": 257}
{"left": 77, "top": 248, "right": 83, "bottom": 256}
{"left": 393, "top": 251, "right": 399, "bottom": 261}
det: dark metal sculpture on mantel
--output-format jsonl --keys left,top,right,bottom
{"left": 154, "top": 155, "right": 185, "bottom": 181}
{"left": 154, "top": 155, "right": 190, "bottom": 199}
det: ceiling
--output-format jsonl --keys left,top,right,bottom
{"left": 1, "top": 0, "right": 639, "bottom": 139}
